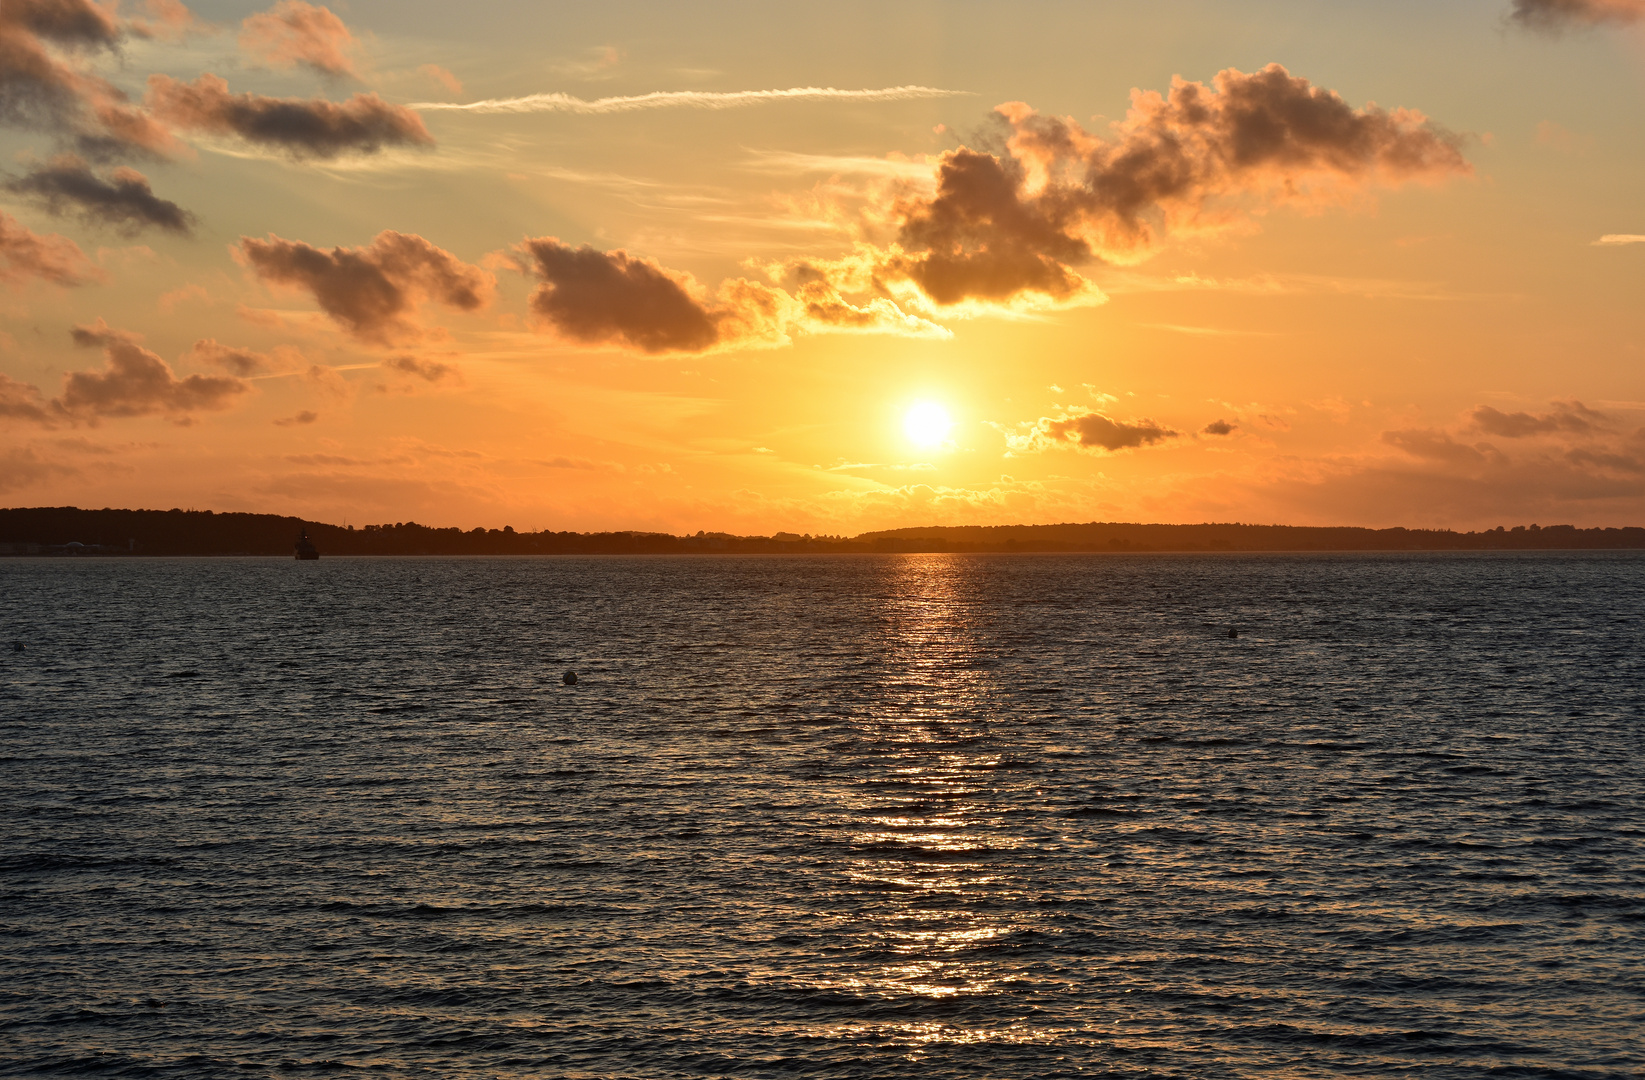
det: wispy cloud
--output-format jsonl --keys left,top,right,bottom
{"left": 740, "top": 149, "right": 938, "bottom": 179}
{"left": 1593, "top": 234, "right": 1645, "bottom": 245}
{"left": 409, "top": 85, "right": 970, "bottom": 114}
{"left": 1139, "top": 323, "right": 1282, "bottom": 337}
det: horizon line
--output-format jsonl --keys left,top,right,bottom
{"left": 4, "top": 507, "right": 1641, "bottom": 539}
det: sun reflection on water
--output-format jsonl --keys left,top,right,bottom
{"left": 804, "top": 556, "right": 1041, "bottom": 1038}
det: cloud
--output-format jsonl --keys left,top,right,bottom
{"left": 146, "top": 74, "right": 433, "bottom": 159}
{"left": 515, "top": 236, "right": 790, "bottom": 353}
{"left": 798, "top": 64, "right": 1468, "bottom": 311}
{"left": 418, "top": 64, "right": 461, "bottom": 94}
{"left": 410, "top": 84, "right": 969, "bottom": 114}
{"left": 1535, "top": 120, "right": 1592, "bottom": 153}
{"left": 125, "top": 0, "right": 200, "bottom": 42}
{"left": 0, "top": 0, "right": 181, "bottom": 158}
{"left": 0, "top": 210, "right": 101, "bottom": 286}
{"left": 67, "top": 315, "right": 131, "bottom": 347}
{"left": 1, "top": 322, "right": 249, "bottom": 425}
{"left": 239, "top": 1, "right": 360, "bottom": 78}
{"left": 497, "top": 65, "right": 1465, "bottom": 349}
{"left": 0, "top": 372, "right": 52, "bottom": 422}
{"left": 300, "top": 362, "right": 350, "bottom": 401}
{"left": 1510, "top": 0, "right": 1645, "bottom": 30}
{"left": 4, "top": 0, "right": 120, "bottom": 42}
{"left": 788, "top": 277, "right": 952, "bottom": 338}
{"left": 273, "top": 409, "right": 317, "bottom": 426}
{"left": 548, "top": 44, "right": 621, "bottom": 80}
{"left": 237, "top": 230, "right": 493, "bottom": 344}
{"left": 382, "top": 355, "right": 455, "bottom": 382}
{"left": 186, "top": 338, "right": 294, "bottom": 375}
{"left": 59, "top": 322, "right": 249, "bottom": 420}
{"left": 1470, "top": 401, "right": 1606, "bottom": 438}
{"left": 512, "top": 237, "right": 952, "bottom": 353}
{"left": 1357, "top": 410, "right": 1645, "bottom": 523}
{"left": 0, "top": 445, "right": 76, "bottom": 492}
{"left": 157, "top": 282, "right": 209, "bottom": 312}
{"left": 1004, "top": 408, "right": 1179, "bottom": 454}
{"left": 1203, "top": 419, "right": 1236, "bottom": 435}
{"left": 5, "top": 154, "right": 194, "bottom": 234}
{"left": 1383, "top": 428, "right": 1502, "bottom": 467}
{"left": 1052, "top": 412, "right": 1178, "bottom": 452}
{"left": 1593, "top": 234, "right": 1645, "bottom": 245}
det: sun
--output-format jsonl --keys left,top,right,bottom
{"left": 903, "top": 400, "right": 954, "bottom": 449}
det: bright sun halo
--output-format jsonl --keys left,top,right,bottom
{"left": 903, "top": 401, "right": 953, "bottom": 448}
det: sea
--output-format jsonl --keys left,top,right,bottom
{"left": 1, "top": 552, "right": 1641, "bottom": 1079}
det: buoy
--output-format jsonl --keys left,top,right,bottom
{"left": 562, "top": 669, "right": 578, "bottom": 686}
{"left": 10, "top": 641, "right": 22, "bottom": 652}
{"left": 1228, "top": 628, "right": 1239, "bottom": 639}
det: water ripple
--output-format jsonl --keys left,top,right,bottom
{"left": 1, "top": 552, "right": 1641, "bottom": 1078}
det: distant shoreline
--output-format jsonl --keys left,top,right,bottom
{"left": 3, "top": 507, "right": 1641, "bottom": 557}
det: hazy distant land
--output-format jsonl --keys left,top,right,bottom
{"left": 2, "top": 507, "right": 1641, "bottom": 556}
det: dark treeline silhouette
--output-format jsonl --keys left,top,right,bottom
{"left": 2, "top": 506, "right": 1642, "bottom": 556}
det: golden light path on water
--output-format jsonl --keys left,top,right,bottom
{"left": 806, "top": 556, "right": 1050, "bottom": 1050}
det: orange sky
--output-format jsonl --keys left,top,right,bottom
{"left": 2, "top": 0, "right": 1643, "bottom": 532}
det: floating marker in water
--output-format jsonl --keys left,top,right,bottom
{"left": 1228, "top": 628, "right": 1239, "bottom": 639}
{"left": 563, "top": 669, "right": 578, "bottom": 686}
{"left": 10, "top": 641, "right": 22, "bottom": 652}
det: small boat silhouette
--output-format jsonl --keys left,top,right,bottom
{"left": 294, "top": 528, "right": 319, "bottom": 560}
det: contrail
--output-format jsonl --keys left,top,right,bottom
{"left": 409, "top": 85, "right": 970, "bottom": 114}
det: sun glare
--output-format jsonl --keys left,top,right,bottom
{"left": 903, "top": 401, "right": 954, "bottom": 449}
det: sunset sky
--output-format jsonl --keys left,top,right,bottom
{"left": 1, "top": 0, "right": 1642, "bottom": 533}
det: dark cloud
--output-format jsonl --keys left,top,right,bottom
{"left": 4, "top": 0, "right": 120, "bottom": 43}
{"left": 3, "top": 321, "right": 249, "bottom": 425}
{"left": 1470, "top": 401, "right": 1606, "bottom": 438}
{"left": 1264, "top": 448, "right": 1645, "bottom": 528}
{"left": 0, "top": 0, "right": 179, "bottom": 157}
{"left": 1203, "top": 419, "right": 1236, "bottom": 436}
{"left": 1007, "top": 408, "right": 1179, "bottom": 454}
{"left": 1051, "top": 411, "right": 1178, "bottom": 452}
{"left": 382, "top": 355, "right": 455, "bottom": 382}
{"left": 1309, "top": 415, "right": 1645, "bottom": 525}
{"left": 1510, "top": 0, "right": 1645, "bottom": 30}
{"left": 146, "top": 74, "right": 433, "bottom": 159}
{"left": 68, "top": 315, "right": 129, "bottom": 347}
{"left": 5, "top": 154, "right": 194, "bottom": 234}
{"left": 237, "top": 230, "right": 492, "bottom": 344}
{"left": 809, "top": 64, "right": 1469, "bottom": 309}
{"left": 508, "top": 66, "right": 1466, "bottom": 348}
{"left": 273, "top": 409, "right": 318, "bottom": 426}
{"left": 519, "top": 238, "right": 716, "bottom": 352}
{"left": 58, "top": 322, "right": 249, "bottom": 420}
{"left": 1382, "top": 429, "right": 1504, "bottom": 467}
{"left": 516, "top": 236, "right": 788, "bottom": 353}
{"left": 0, "top": 370, "right": 51, "bottom": 421}
{"left": 239, "top": 1, "right": 359, "bottom": 78}
{"left": 886, "top": 147, "right": 1092, "bottom": 304}
{"left": 186, "top": 338, "right": 278, "bottom": 375}
{"left": 1566, "top": 445, "right": 1645, "bottom": 474}
{"left": 1386, "top": 410, "right": 1644, "bottom": 503}
{"left": 0, "top": 210, "right": 99, "bottom": 286}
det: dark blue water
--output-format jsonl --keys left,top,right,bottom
{"left": 1, "top": 553, "right": 1642, "bottom": 1078}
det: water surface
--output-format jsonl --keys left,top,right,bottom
{"left": 2, "top": 553, "right": 1642, "bottom": 1078}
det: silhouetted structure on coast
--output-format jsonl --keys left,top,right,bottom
{"left": 1, "top": 507, "right": 1641, "bottom": 556}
